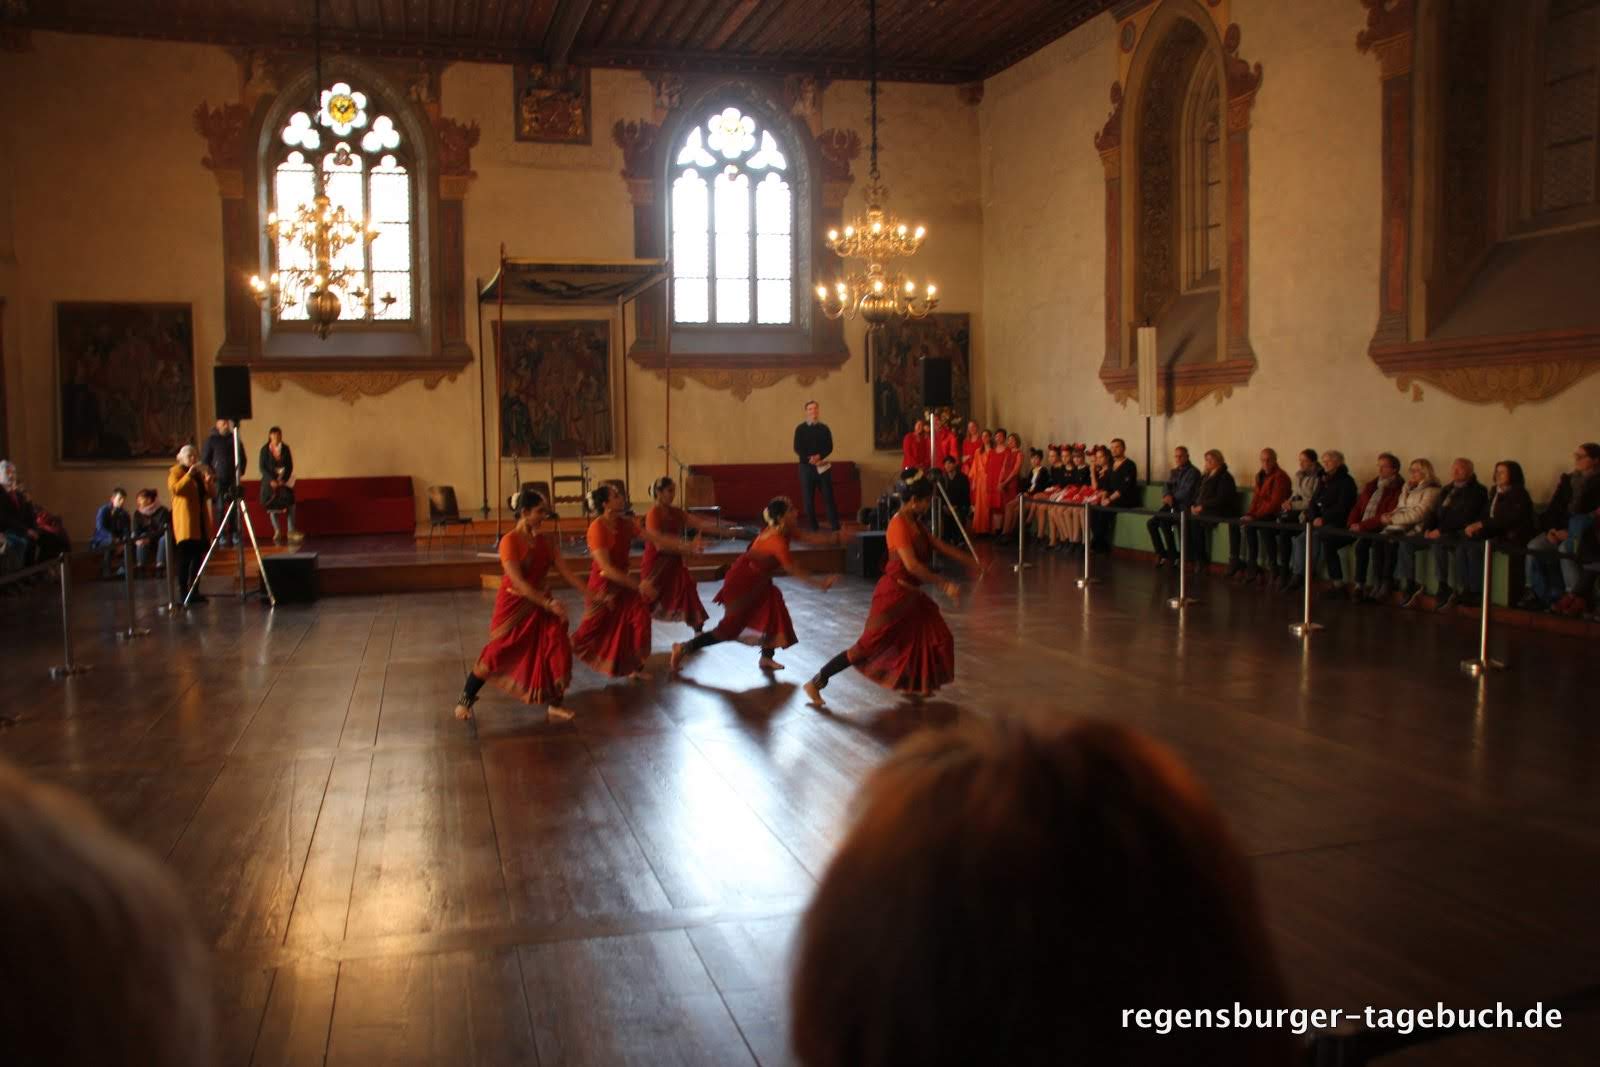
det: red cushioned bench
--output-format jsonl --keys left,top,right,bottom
{"left": 238, "top": 476, "right": 415, "bottom": 537}
{"left": 689, "top": 463, "right": 861, "bottom": 524}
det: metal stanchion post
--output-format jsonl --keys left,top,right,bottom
{"left": 1076, "top": 504, "right": 1100, "bottom": 589}
{"left": 116, "top": 542, "right": 150, "bottom": 641}
{"left": 157, "top": 529, "right": 181, "bottom": 615}
{"left": 1460, "top": 542, "right": 1505, "bottom": 677}
{"left": 1012, "top": 498, "right": 1031, "bottom": 574}
{"left": 1289, "top": 523, "right": 1323, "bottom": 637}
{"left": 1168, "top": 510, "right": 1199, "bottom": 609}
{"left": 48, "top": 559, "right": 91, "bottom": 679}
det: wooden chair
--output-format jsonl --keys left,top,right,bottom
{"left": 684, "top": 473, "right": 722, "bottom": 528}
{"left": 426, "top": 485, "right": 474, "bottom": 550}
{"left": 548, "top": 439, "right": 591, "bottom": 543}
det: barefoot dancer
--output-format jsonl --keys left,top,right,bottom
{"left": 571, "top": 482, "right": 694, "bottom": 681}
{"left": 671, "top": 496, "right": 839, "bottom": 675}
{"left": 805, "top": 468, "right": 979, "bottom": 707}
{"left": 454, "top": 490, "right": 587, "bottom": 725}
{"left": 641, "top": 476, "right": 727, "bottom": 633}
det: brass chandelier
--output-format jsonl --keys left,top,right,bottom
{"left": 249, "top": 0, "right": 394, "bottom": 339}
{"left": 814, "top": 0, "right": 938, "bottom": 328}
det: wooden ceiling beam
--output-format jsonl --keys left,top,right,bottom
{"left": 703, "top": 0, "right": 759, "bottom": 51}
{"left": 572, "top": 44, "right": 977, "bottom": 83}
{"left": 542, "top": 0, "right": 595, "bottom": 66}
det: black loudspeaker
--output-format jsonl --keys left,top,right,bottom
{"left": 921, "top": 357, "right": 953, "bottom": 409}
{"left": 214, "top": 365, "right": 253, "bottom": 421}
{"left": 846, "top": 531, "right": 889, "bottom": 579}
{"left": 261, "top": 552, "right": 318, "bottom": 603}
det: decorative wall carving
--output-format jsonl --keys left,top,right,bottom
{"left": 816, "top": 128, "right": 862, "bottom": 183}
{"left": 651, "top": 365, "right": 836, "bottom": 401}
{"left": 255, "top": 370, "right": 457, "bottom": 404}
{"left": 1095, "top": 82, "right": 1125, "bottom": 157}
{"left": 612, "top": 119, "right": 660, "bottom": 180}
{"left": 514, "top": 63, "right": 591, "bottom": 144}
{"left": 1354, "top": 0, "right": 1597, "bottom": 406}
{"left": 433, "top": 115, "right": 480, "bottom": 179}
{"left": 193, "top": 101, "right": 249, "bottom": 173}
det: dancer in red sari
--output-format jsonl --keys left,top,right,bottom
{"left": 454, "top": 489, "right": 588, "bottom": 726}
{"left": 969, "top": 432, "right": 995, "bottom": 535}
{"left": 641, "top": 476, "right": 728, "bottom": 633}
{"left": 670, "top": 496, "right": 839, "bottom": 675}
{"left": 572, "top": 483, "right": 694, "bottom": 682}
{"left": 804, "top": 468, "right": 979, "bottom": 706}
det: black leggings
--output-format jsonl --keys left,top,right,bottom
{"left": 682, "top": 631, "right": 775, "bottom": 659}
{"left": 176, "top": 539, "right": 204, "bottom": 598}
{"left": 810, "top": 651, "right": 854, "bottom": 688}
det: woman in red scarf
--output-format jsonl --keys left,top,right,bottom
{"left": 804, "top": 468, "right": 979, "bottom": 706}
{"left": 454, "top": 489, "right": 588, "bottom": 725}
{"left": 571, "top": 483, "right": 694, "bottom": 681}
{"left": 670, "top": 496, "right": 839, "bottom": 675}
{"left": 969, "top": 432, "right": 995, "bottom": 534}
{"left": 640, "top": 476, "right": 727, "bottom": 633}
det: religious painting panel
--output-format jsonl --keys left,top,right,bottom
{"left": 55, "top": 302, "right": 196, "bottom": 465}
{"left": 495, "top": 319, "right": 614, "bottom": 458}
{"left": 0, "top": 298, "right": 8, "bottom": 458}
{"left": 514, "top": 64, "right": 591, "bottom": 144}
{"left": 872, "top": 313, "right": 971, "bottom": 452}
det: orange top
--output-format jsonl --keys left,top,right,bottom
{"left": 884, "top": 512, "right": 931, "bottom": 584}
{"left": 645, "top": 504, "right": 683, "bottom": 536}
{"left": 749, "top": 528, "right": 796, "bottom": 571}
{"left": 587, "top": 515, "right": 637, "bottom": 570}
{"left": 498, "top": 527, "right": 553, "bottom": 587}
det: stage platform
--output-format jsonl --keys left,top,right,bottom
{"left": 167, "top": 527, "right": 856, "bottom": 598}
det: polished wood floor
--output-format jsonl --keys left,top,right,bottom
{"left": 3, "top": 548, "right": 1597, "bottom": 1065}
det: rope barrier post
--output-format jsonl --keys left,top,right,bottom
{"left": 115, "top": 541, "right": 150, "bottom": 641}
{"left": 156, "top": 529, "right": 182, "bottom": 615}
{"left": 1460, "top": 541, "right": 1505, "bottom": 677}
{"left": 48, "top": 558, "right": 91, "bottom": 680}
{"left": 1076, "top": 503, "right": 1099, "bottom": 589}
{"left": 1289, "top": 523, "right": 1323, "bottom": 638}
{"left": 1167, "top": 510, "right": 1199, "bottom": 609}
{"left": 1012, "top": 496, "right": 1031, "bottom": 574}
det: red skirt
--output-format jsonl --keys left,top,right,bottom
{"left": 848, "top": 577, "right": 955, "bottom": 695}
{"left": 475, "top": 591, "right": 573, "bottom": 705}
{"left": 572, "top": 581, "right": 653, "bottom": 677}
{"left": 643, "top": 549, "right": 709, "bottom": 630}
{"left": 711, "top": 558, "right": 798, "bottom": 649}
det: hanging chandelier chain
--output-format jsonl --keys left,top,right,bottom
{"left": 868, "top": 0, "right": 879, "bottom": 181}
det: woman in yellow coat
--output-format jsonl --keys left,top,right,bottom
{"left": 167, "top": 445, "right": 209, "bottom": 602}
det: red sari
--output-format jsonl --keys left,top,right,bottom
{"left": 572, "top": 515, "right": 653, "bottom": 676}
{"left": 970, "top": 448, "right": 994, "bottom": 534}
{"left": 474, "top": 529, "right": 572, "bottom": 704}
{"left": 961, "top": 434, "right": 983, "bottom": 475}
{"left": 642, "top": 504, "right": 708, "bottom": 630}
{"left": 996, "top": 446, "right": 1022, "bottom": 510}
{"left": 709, "top": 529, "right": 799, "bottom": 648}
{"left": 848, "top": 512, "right": 955, "bottom": 695}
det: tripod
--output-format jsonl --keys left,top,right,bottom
{"left": 185, "top": 423, "right": 277, "bottom": 608}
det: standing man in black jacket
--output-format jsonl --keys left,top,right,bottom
{"left": 201, "top": 418, "right": 246, "bottom": 548}
{"left": 1284, "top": 450, "right": 1357, "bottom": 591}
{"left": 794, "top": 399, "right": 839, "bottom": 531}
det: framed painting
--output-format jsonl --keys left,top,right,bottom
{"left": 494, "top": 319, "right": 614, "bottom": 458}
{"left": 514, "top": 63, "right": 592, "bottom": 144}
{"left": 872, "top": 312, "right": 972, "bottom": 451}
{"left": 0, "top": 298, "right": 9, "bottom": 459}
{"left": 56, "top": 302, "right": 196, "bottom": 465}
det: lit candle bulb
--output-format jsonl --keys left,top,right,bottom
{"left": 843, "top": 225, "right": 854, "bottom": 237}
{"left": 897, "top": 224, "right": 907, "bottom": 236}
{"left": 250, "top": 275, "right": 263, "bottom": 291}
{"left": 904, "top": 280, "right": 915, "bottom": 294}
{"left": 816, "top": 285, "right": 827, "bottom": 299}
{"left": 914, "top": 225, "right": 926, "bottom": 239}
{"left": 827, "top": 229, "right": 839, "bottom": 241}
{"left": 872, "top": 279, "right": 884, "bottom": 293}
{"left": 871, "top": 221, "right": 881, "bottom": 233}
{"left": 926, "top": 284, "right": 937, "bottom": 296}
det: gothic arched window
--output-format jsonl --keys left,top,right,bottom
{"left": 268, "top": 79, "right": 415, "bottom": 324}
{"left": 670, "top": 105, "right": 796, "bottom": 327}
{"left": 1183, "top": 55, "right": 1223, "bottom": 290}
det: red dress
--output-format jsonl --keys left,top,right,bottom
{"left": 961, "top": 435, "right": 983, "bottom": 475}
{"left": 709, "top": 530, "right": 800, "bottom": 649}
{"left": 848, "top": 513, "right": 955, "bottom": 695}
{"left": 936, "top": 427, "right": 960, "bottom": 468}
{"left": 902, "top": 431, "right": 932, "bottom": 471}
{"left": 572, "top": 516, "right": 653, "bottom": 676}
{"left": 474, "top": 529, "right": 572, "bottom": 704}
{"left": 970, "top": 449, "right": 994, "bottom": 534}
{"left": 996, "top": 447, "right": 1022, "bottom": 510}
{"left": 642, "top": 504, "right": 708, "bottom": 630}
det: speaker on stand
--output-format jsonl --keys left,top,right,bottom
{"left": 921, "top": 357, "right": 953, "bottom": 410}
{"left": 214, "top": 365, "right": 253, "bottom": 422}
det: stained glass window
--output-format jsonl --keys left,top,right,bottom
{"left": 670, "top": 106, "right": 794, "bottom": 326}
{"left": 270, "top": 81, "right": 413, "bottom": 323}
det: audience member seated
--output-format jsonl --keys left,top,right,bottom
{"left": 90, "top": 487, "right": 132, "bottom": 578}
{"left": 1, "top": 459, "right": 68, "bottom": 568}
{"left": 0, "top": 760, "right": 214, "bottom": 1065}
{"left": 1089, "top": 440, "right": 1139, "bottom": 554}
{"left": 133, "top": 489, "right": 171, "bottom": 575}
{"left": 1040, "top": 445, "right": 1093, "bottom": 549}
{"left": 1147, "top": 446, "right": 1201, "bottom": 567}
{"left": 258, "top": 425, "right": 301, "bottom": 546}
{"left": 1379, "top": 458, "right": 1441, "bottom": 604}
{"left": 1284, "top": 451, "right": 1356, "bottom": 592}
{"left": 1455, "top": 461, "right": 1534, "bottom": 607}
{"left": 938, "top": 455, "right": 970, "bottom": 545}
{"left": 1263, "top": 448, "right": 1321, "bottom": 589}
{"left": 1413, "top": 458, "right": 1489, "bottom": 610}
{"left": 790, "top": 716, "right": 1295, "bottom": 1067}
{"left": 1004, "top": 448, "right": 1050, "bottom": 537}
{"left": 1522, "top": 442, "right": 1600, "bottom": 617}
{"left": 1187, "top": 449, "right": 1239, "bottom": 571}
{"left": 1228, "top": 448, "right": 1290, "bottom": 583}
{"left": 1324, "top": 453, "right": 1402, "bottom": 602}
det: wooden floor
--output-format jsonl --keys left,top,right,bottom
{"left": 3, "top": 547, "right": 1597, "bottom": 1065}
